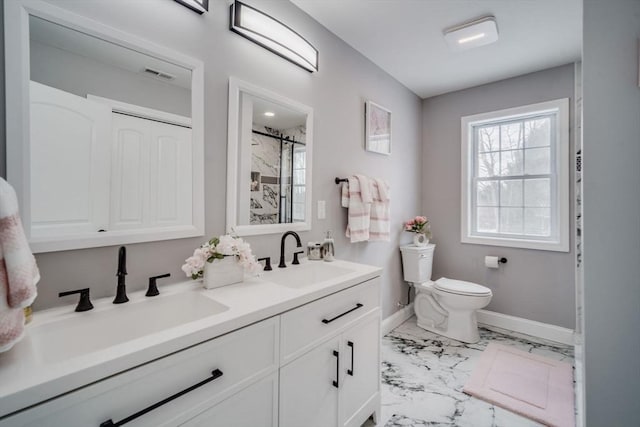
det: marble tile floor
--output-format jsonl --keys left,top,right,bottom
{"left": 363, "top": 317, "right": 574, "bottom": 427}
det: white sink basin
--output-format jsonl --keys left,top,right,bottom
{"left": 30, "top": 292, "right": 228, "bottom": 363}
{"left": 267, "top": 262, "right": 354, "bottom": 288}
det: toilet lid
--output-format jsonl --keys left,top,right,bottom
{"left": 434, "top": 278, "right": 492, "bottom": 296}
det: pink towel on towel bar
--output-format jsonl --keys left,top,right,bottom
{"left": 0, "top": 178, "right": 39, "bottom": 353}
{"left": 370, "top": 178, "right": 390, "bottom": 241}
{"left": 342, "top": 176, "right": 371, "bottom": 242}
{"left": 341, "top": 175, "right": 390, "bottom": 242}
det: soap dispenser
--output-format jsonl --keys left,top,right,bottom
{"left": 322, "top": 231, "right": 335, "bottom": 262}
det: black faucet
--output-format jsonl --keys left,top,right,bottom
{"left": 113, "top": 246, "right": 129, "bottom": 304}
{"left": 279, "top": 231, "right": 302, "bottom": 268}
{"left": 59, "top": 288, "right": 94, "bottom": 312}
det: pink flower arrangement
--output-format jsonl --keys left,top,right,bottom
{"left": 404, "top": 215, "right": 432, "bottom": 237}
{"left": 181, "top": 235, "right": 262, "bottom": 280}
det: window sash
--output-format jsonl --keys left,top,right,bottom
{"left": 469, "top": 112, "right": 558, "bottom": 241}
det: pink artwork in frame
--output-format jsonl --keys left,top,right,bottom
{"left": 365, "top": 100, "right": 392, "bottom": 155}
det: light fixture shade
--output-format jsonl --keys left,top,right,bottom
{"left": 174, "top": 0, "right": 208, "bottom": 14}
{"left": 230, "top": 1, "right": 318, "bottom": 72}
{"left": 443, "top": 16, "right": 498, "bottom": 51}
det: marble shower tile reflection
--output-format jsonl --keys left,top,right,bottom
{"left": 251, "top": 130, "right": 280, "bottom": 176}
{"left": 262, "top": 184, "right": 279, "bottom": 209}
{"left": 370, "top": 317, "right": 574, "bottom": 427}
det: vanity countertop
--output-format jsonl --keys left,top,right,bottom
{"left": 0, "top": 259, "right": 382, "bottom": 418}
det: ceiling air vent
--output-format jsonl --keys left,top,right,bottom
{"left": 143, "top": 67, "right": 176, "bottom": 81}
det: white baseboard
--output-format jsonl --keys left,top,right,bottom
{"left": 477, "top": 309, "right": 575, "bottom": 346}
{"left": 382, "top": 303, "right": 414, "bottom": 336}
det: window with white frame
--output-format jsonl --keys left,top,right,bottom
{"left": 461, "top": 99, "right": 569, "bottom": 252}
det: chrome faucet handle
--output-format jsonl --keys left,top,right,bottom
{"left": 292, "top": 251, "right": 304, "bottom": 265}
{"left": 146, "top": 273, "right": 170, "bottom": 297}
{"left": 59, "top": 288, "right": 94, "bottom": 312}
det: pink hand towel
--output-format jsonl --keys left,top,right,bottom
{"left": 369, "top": 178, "right": 390, "bottom": 241}
{"left": 0, "top": 178, "right": 39, "bottom": 353}
{"left": 344, "top": 176, "right": 371, "bottom": 242}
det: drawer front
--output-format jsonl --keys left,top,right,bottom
{"left": 280, "top": 278, "right": 380, "bottom": 364}
{"left": 3, "top": 317, "right": 279, "bottom": 427}
{"left": 181, "top": 372, "right": 278, "bottom": 427}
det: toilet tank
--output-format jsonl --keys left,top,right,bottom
{"left": 400, "top": 244, "right": 435, "bottom": 283}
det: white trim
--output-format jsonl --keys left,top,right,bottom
{"left": 87, "top": 95, "right": 192, "bottom": 128}
{"left": 5, "top": 0, "right": 205, "bottom": 252}
{"left": 226, "top": 76, "right": 313, "bottom": 236}
{"left": 30, "top": 226, "right": 202, "bottom": 253}
{"left": 477, "top": 309, "right": 575, "bottom": 346}
{"left": 381, "top": 303, "right": 414, "bottom": 336}
{"left": 460, "top": 98, "right": 570, "bottom": 252}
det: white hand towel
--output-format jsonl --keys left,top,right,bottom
{"left": 344, "top": 176, "right": 371, "bottom": 242}
{"left": 355, "top": 174, "right": 373, "bottom": 204}
{"left": 375, "top": 178, "right": 390, "bottom": 202}
{"left": 370, "top": 178, "right": 390, "bottom": 241}
{"left": 0, "top": 178, "right": 39, "bottom": 353}
{"left": 341, "top": 182, "right": 349, "bottom": 208}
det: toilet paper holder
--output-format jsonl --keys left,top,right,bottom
{"left": 485, "top": 256, "right": 508, "bottom": 268}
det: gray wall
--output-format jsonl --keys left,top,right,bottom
{"left": 582, "top": 0, "right": 640, "bottom": 423}
{"left": 422, "top": 64, "right": 576, "bottom": 329}
{"left": 1, "top": 0, "right": 422, "bottom": 317}
{"left": 30, "top": 41, "right": 191, "bottom": 117}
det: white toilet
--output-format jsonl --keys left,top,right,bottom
{"left": 400, "top": 244, "right": 492, "bottom": 343}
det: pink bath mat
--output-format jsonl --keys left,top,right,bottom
{"left": 464, "top": 343, "right": 575, "bottom": 427}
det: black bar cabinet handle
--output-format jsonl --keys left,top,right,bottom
{"left": 322, "top": 303, "right": 363, "bottom": 324}
{"left": 347, "top": 341, "right": 354, "bottom": 376}
{"left": 100, "top": 369, "right": 223, "bottom": 427}
{"left": 332, "top": 350, "right": 339, "bottom": 388}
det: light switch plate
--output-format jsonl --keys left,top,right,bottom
{"left": 317, "top": 200, "right": 326, "bottom": 219}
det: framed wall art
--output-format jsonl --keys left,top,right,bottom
{"left": 365, "top": 100, "right": 392, "bottom": 155}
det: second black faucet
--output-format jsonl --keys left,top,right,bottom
{"left": 279, "top": 231, "right": 302, "bottom": 268}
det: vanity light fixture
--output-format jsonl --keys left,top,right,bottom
{"left": 229, "top": 1, "right": 318, "bottom": 72}
{"left": 174, "top": 0, "right": 208, "bottom": 14}
{"left": 443, "top": 16, "right": 498, "bottom": 51}
{"left": 264, "top": 111, "right": 275, "bottom": 117}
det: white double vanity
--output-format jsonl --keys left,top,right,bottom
{"left": 0, "top": 261, "right": 382, "bottom": 427}
{"left": 1, "top": 2, "right": 383, "bottom": 426}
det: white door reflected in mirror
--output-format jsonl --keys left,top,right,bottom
{"left": 227, "top": 78, "right": 313, "bottom": 236}
{"left": 5, "top": 2, "right": 205, "bottom": 252}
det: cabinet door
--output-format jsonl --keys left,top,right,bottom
{"left": 110, "top": 114, "right": 193, "bottom": 231}
{"left": 29, "top": 81, "right": 111, "bottom": 238}
{"left": 340, "top": 312, "right": 381, "bottom": 427}
{"left": 279, "top": 337, "right": 340, "bottom": 427}
{"left": 181, "top": 373, "right": 278, "bottom": 427}
{"left": 148, "top": 120, "right": 192, "bottom": 228}
{"left": 110, "top": 113, "right": 151, "bottom": 230}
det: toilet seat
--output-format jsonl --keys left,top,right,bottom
{"left": 433, "top": 278, "right": 492, "bottom": 297}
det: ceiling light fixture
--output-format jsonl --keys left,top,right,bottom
{"left": 443, "top": 16, "right": 498, "bottom": 51}
{"left": 458, "top": 33, "right": 486, "bottom": 44}
{"left": 174, "top": 0, "right": 208, "bottom": 14}
{"left": 229, "top": 1, "right": 318, "bottom": 72}
{"left": 264, "top": 112, "right": 275, "bottom": 117}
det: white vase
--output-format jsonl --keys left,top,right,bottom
{"left": 413, "top": 233, "right": 429, "bottom": 247}
{"left": 203, "top": 256, "right": 243, "bottom": 289}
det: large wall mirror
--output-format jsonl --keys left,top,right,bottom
{"left": 5, "top": 0, "right": 204, "bottom": 252}
{"left": 227, "top": 77, "right": 313, "bottom": 236}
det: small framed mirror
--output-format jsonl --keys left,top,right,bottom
{"left": 227, "top": 77, "right": 313, "bottom": 236}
